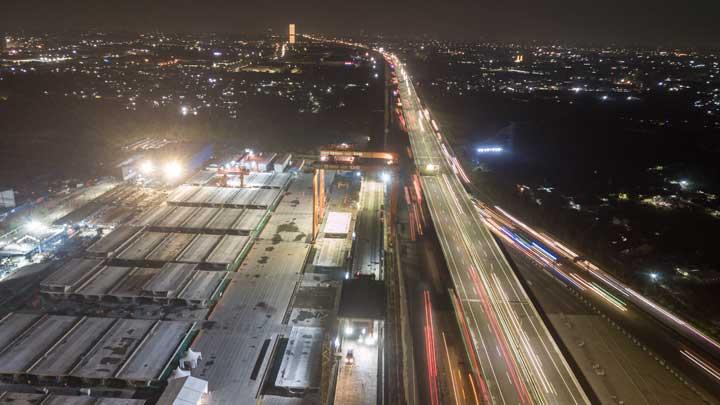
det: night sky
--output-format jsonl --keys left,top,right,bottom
{"left": 2, "top": 0, "right": 719, "bottom": 46}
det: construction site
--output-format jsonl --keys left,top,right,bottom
{"left": 0, "top": 143, "right": 395, "bottom": 405}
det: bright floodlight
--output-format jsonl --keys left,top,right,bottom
{"left": 344, "top": 326, "right": 354, "bottom": 336}
{"left": 26, "top": 220, "right": 47, "bottom": 234}
{"left": 163, "top": 161, "right": 183, "bottom": 180}
{"left": 477, "top": 146, "right": 503, "bottom": 153}
{"left": 380, "top": 172, "right": 391, "bottom": 183}
{"left": 650, "top": 272, "right": 659, "bottom": 281}
{"left": 140, "top": 160, "right": 154, "bottom": 175}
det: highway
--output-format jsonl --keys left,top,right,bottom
{"left": 479, "top": 203, "right": 720, "bottom": 398}
{"left": 395, "top": 59, "right": 590, "bottom": 404}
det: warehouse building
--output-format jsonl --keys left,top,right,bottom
{"left": 0, "top": 392, "right": 145, "bottom": 404}
{"left": 0, "top": 313, "right": 195, "bottom": 387}
{"left": 40, "top": 261, "right": 228, "bottom": 307}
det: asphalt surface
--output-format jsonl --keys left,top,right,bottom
{"left": 400, "top": 222, "right": 478, "bottom": 405}
{"left": 504, "top": 244, "right": 718, "bottom": 404}
{"left": 397, "top": 63, "right": 590, "bottom": 404}
{"left": 479, "top": 205, "right": 720, "bottom": 401}
{"left": 352, "top": 179, "right": 384, "bottom": 278}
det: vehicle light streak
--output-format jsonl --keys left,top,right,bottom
{"left": 412, "top": 204, "right": 424, "bottom": 236}
{"left": 409, "top": 210, "right": 417, "bottom": 241}
{"left": 450, "top": 292, "right": 491, "bottom": 404}
{"left": 424, "top": 290, "right": 440, "bottom": 405}
{"left": 627, "top": 288, "right": 720, "bottom": 352}
{"left": 467, "top": 267, "right": 532, "bottom": 404}
{"left": 486, "top": 206, "right": 629, "bottom": 313}
{"left": 488, "top": 217, "right": 587, "bottom": 293}
{"left": 489, "top": 271, "right": 557, "bottom": 398}
{"left": 531, "top": 242, "right": 557, "bottom": 262}
{"left": 681, "top": 350, "right": 720, "bottom": 382}
{"left": 491, "top": 204, "right": 720, "bottom": 355}
{"left": 453, "top": 157, "right": 471, "bottom": 184}
{"left": 469, "top": 373, "right": 482, "bottom": 405}
{"left": 569, "top": 274, "right": 627, "bottom": 312}
{"left": 442, "top": 332, "right": 461, "bottom": 404}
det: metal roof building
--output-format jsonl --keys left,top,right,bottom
{"left": 156, "top": 376, "right": 208, "bottom": 405}
{"left": 0, "top": 392, "right": 146, "bottom": 404}
{"left": 40, "top": 261, "right": 227, "bottom": 308}
{"left": 0, "top": 313, "right": 195, "bottom": 386}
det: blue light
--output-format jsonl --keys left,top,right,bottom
{"left": 476, "top": 146, "right": 503, "bottom": 153}
{"left": 531, "top": 242, "right": 558, "bottom": 261}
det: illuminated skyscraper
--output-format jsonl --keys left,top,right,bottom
{"left": 289, "top": 24, "right": 296, "bottom": 44}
